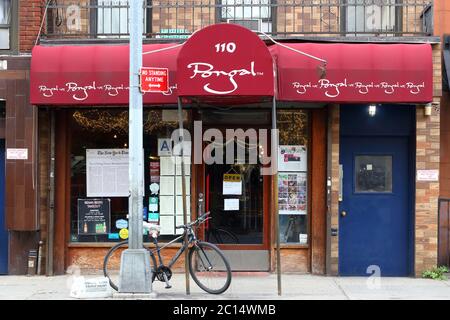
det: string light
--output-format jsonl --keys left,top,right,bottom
{"left": 72, "top": 110, "right": 179, "bottom": 134}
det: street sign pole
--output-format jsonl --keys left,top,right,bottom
{"left": 118, "top": 0, "right": 152, "bottom": 294}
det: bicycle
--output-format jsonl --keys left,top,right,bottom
{"left": 103, "top": 211, "right": 232, "bottom": 294}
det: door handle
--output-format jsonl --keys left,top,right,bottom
{"left": 341, "top": 211, "right": 347, "bottom": 217}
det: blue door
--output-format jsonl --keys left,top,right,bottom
{"left": 0, "top": 140, "right": 6, "bottom": 274}
{"left": 339, "top": 136, "right": 412, "bottom": 276}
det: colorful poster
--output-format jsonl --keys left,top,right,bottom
{"left": 278, "top": 146, "right": 307, "bottom": 172}
{"left": 150, "top": 161, "right": 160, "bottom": 183}
{"left": 278, "top": 173, "right": 307, "bottom": 215}
{"left": 149, "top": 197, "right": 159, "bottom": 212}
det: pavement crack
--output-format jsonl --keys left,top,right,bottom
{"left": 332, "top": 278, "right": 351, "bottom": 300}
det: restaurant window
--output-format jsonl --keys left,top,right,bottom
{"left": 220, "top": 0, "right": 272, "bottom": 33}
{"left": 345, "top": 0, "right": 397, "bottom": 35}
{"left": 70, "top": 109, "right": 191, "bottom": 243}
{"left": 277, "top": 110, "right": 309, "bottom": 244}
{"left": 0, "top": 0, "right": 16, "bottom": 51}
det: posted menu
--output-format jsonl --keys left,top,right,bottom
{"left": 78, "top": 199, "right": 111, "bottom": 235}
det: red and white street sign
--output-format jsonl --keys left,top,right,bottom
{"left": 140, "top": 67, "right": 169, "bottom": 93}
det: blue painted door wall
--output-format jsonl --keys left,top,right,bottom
{"left": 339, "top": 105, "right": 414, "bottom": 276}
{"left": 0, "top": 140, "right": 7, "bottom": 274}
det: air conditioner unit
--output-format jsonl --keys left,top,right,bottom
{"left": 227, "top": 19, "right": 262, "bottom": 32}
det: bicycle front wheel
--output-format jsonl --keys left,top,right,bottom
{"left": 188, "top": 241, "right": 232, "bottom": 294}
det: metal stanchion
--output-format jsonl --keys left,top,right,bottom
{"left": 178, "top": 97, "right": 191, "bottom": 295}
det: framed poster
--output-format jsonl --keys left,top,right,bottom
{"left": 278, "top": 172, "right": 307, "bottom": 215}
{"left": 78, "top": 199, "right": 111, "bottom": 235}
{"left": 278, "top": 145, "right": 307, "bottom": 172}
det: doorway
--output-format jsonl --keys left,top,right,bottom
{"left": 200, "top": 109, "right": 271, "bottom": 271}
{"left": 339, "top": 105, "right": 414, "bottom": 276}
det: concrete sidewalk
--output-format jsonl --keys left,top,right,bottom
{"left": 1, "top": 273, "right": 450, "bottom": 300}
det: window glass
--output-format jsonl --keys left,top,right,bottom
{"left": 355, "top": 155, "right": 392, "bottom": 193}
{"left": 346, "top": 0, "right": 396, "bottom": 35}
{"left": 97, "top": 0, "right": 132, "bottom": 38}
{"left": 0, "top": 0, "right": 11, "bottom": 49}
{"left": 277, "top": 110, "right": 309, "bottom": 244}
{"left": 70, "top": 109, "right": 191, "bottom": 243}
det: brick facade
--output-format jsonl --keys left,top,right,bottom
{"left": 19, "top": 0, "right": 43, "bottom": 53}
{"left": 329, "top": 104, "right": 340, "bottom": 276}
{"left": 415, "top": 105, "right": 440, "bottom": 275}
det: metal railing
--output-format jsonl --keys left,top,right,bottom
{"left": 40, "top": 0, "right": 433, "bottom": 41}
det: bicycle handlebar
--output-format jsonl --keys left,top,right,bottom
{"left": 175, "top": 211, "right": 210, "bottom": 230}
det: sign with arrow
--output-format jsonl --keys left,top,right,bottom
{"left": 140, "top": 67, "right": 169, "bottom": 93}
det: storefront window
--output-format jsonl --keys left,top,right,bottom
{"left": 277, "top": 110, "right": 309, "bottom": 244}
{"left": 70, "top": 108, "right": 191, "bottom": 243}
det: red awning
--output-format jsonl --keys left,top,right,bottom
{"left": 177, "top": 23, "right": 274, "bottom": 102}
{"left": 270, "top": 43, "right": 433, "bottom": 103}
{"left": 30, "top": 44, "right": 180, "bottom": 105}
{"left": 31, "top": 38, "right": 433, "bottom": 106}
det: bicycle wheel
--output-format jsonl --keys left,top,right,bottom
{"left": 188, "top": 241, "right": 232, "bottom": 294}
{"left": 103, "top": 241, "right": 157, "bottom": 291}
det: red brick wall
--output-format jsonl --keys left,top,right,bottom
{"left": 19, "top": 0, "right": 44, "bottom": 53}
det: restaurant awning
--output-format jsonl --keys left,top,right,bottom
{"left": 176, "top": 23, "right": 274, "bottom": 102}
{"left": 30, "top": 35, "right": 433, "bottom": 106}
{"left": 30, "top": 43, "right": 180, "bottom": 105}
{"left": 270, "top": 43, "right": 433, "bottom": 103}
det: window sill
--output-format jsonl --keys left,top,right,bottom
{"left": 278, "top": 244, "right": 309, "bottom": 249}
{"left": 68, "top": 242, "right": 183, "bottom": 248}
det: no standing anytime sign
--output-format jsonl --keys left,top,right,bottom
{"left": 140, "top": 67, "right": 169, "bottom": 93}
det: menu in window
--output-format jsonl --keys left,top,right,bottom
{"left": 86, "top": 149, "right": 129, "bottom": 197}
{"left": 77, "top": 199, "right": 111, "bottom": 235}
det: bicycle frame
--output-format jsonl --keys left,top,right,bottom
{"left": 149, "top": 227, "right": 195, "bottom": 269}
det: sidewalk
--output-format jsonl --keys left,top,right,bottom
{"left": 1, "top": 273, "right": 450, "bottom": 300}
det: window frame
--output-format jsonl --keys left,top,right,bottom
{"left": 353, "top": 154, "right": 394, "bottom": 195}
{"left": 340, "top": 0, "right": 403, "bottom": 36}
{"left": 276, "top": 109, "right": 311, "bottom": 246}
{"left": 91, "top": 0, "right": 151, "bottom": 38}
{"left": 0, "top": 0, "right": 18, "bottom": 53}
{"left": 215, "top": 0, "right": 277, "bottom": 34}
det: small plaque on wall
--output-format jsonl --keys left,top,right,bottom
{"left": 7, "top": 148, "right": 28, "bottom": 160}
{"left": 417, "top": 170, "right": 439, "bottom": 182}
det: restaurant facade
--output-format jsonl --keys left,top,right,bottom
{"left": 26, "top": 21, "right": 440, "bottom": 277}
{"left": 1, "top": 0, "right": 443, "bottom": 277}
